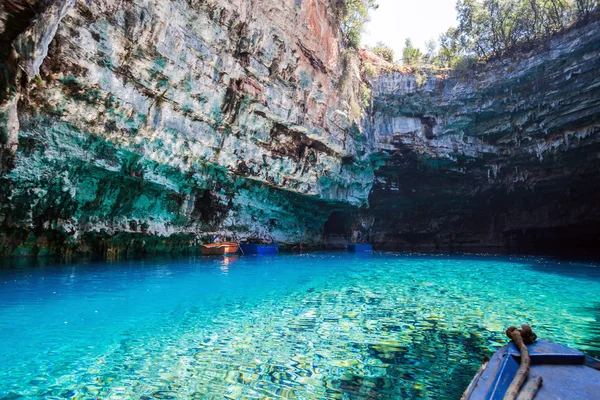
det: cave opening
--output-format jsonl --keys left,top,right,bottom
{"left": 505, "top": 223, "right": 600, "bottom": 258}
{"left": 323, "top": 210, "right": 355, "bottom": 248}
{"left": 324, "top": 211, "right": 351, "bottom": 235}
{"left": 420, "top": 116, "right": 436, "bottom": 139}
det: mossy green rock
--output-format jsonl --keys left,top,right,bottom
{"left": 0, "top": 0, "right": 374, "bottom": 256}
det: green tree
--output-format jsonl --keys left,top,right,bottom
{"left": 423, "top": 38, "right": 438, "bottom": 65}
{"left": 341, "top": 0, "right": 379, "bottom": 48}
{"left": 371, "top": 41, "right": 395, "bottom": 62}
{"left": 442, "top": 0, "right": 598, "bottom": 62}
{"left": 575, "top": 0, "right": 599, "bottom": 16}
{"left": 402, "top": 38, "right": 423, "bottom": 66}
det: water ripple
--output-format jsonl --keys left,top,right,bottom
{"left": 0, "top": 253, "right": 599, "bottom": 399}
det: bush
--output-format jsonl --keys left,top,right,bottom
{"left": 363, "top": 62, "right": 377, "bottom": 77}
{"left": 452, "top": 55, "right": 478, "bottom": 71}
{"left": 360, "top": 84, "right": 372, "bottom": 107}
{"left": 371, "top": 42, "right": 394, "bottom": 62}
{"left": 415, "top": 70, "right": 428, "bottom": 88}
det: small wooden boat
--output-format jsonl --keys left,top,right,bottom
{"left": 462, "top": 339, "right": 600, "bottom": 399}
{"left": 201, "top": 242, "right": 239, "bottom": 256}
{"left": 239, "top": 243, "right": 279, "bottom": 255}
{"left": 347, "top": 244, "right": 373, "bottom": 252}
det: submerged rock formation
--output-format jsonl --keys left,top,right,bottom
{"left": 0, "top": 0, "right": 373, "bottom": 256}
{"left": 1, "top": 1, "right": 599, "bottom": 257}
{"left": 364, "top": 19, "right": 600, "bottom": 254}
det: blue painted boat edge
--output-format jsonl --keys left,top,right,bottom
{"left": 507, "top": 340, "right": 586, "bottom": 365}
{"left": 239, "top": 244, "right": 279, "bottom": 255}
{"left": 463, "top": 340, "right": 600, "bottom": 400}
{"left": 347, "top": 244, "right": 373, "bottom": 252}
{"left": 585, "top": 355, "right": 600, "bottom": 370}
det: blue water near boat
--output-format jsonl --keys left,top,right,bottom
{"left": 0, "top": 253, "right": 599, "bottom": 399}
{"left": 239, "top": 243, "right": 279, "bottom": 254}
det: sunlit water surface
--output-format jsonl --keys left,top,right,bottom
{"left": 1, "top": 253, "right": 599, "bottom": 399}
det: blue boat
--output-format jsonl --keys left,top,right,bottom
{"left": 347, "top": 244, "right": 373, "bottom": 252}
{"left": 462, "top": 339, "right": 600, "bottom": 399}
{"left": 239, "top": 243, "right": 279, "bottom": 255}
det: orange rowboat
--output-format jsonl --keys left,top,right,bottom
{"left": 201, "top": 242, "right": 239, "bottom": 256}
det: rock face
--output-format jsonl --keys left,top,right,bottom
{"left": 365, "top": 19, "right": 600, "bottom": 254}
{"left": 1, "top": 1, "right": 599, "bottom": 258}
{"left": 0, "top": 0, "right": 373, "bottom": 256}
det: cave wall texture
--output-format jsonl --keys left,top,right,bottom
{"left": 0, "top": 0, "right": 599, "bottom": 257}
{"left": 365, "top": 19, "right": 600, "bottom": 254}
{"left": 0, "top": 0, "right": 373, "bottom": 256}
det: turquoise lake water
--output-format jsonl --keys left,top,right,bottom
{"left": 0, "top": 252, "right": 599, "bottom": 399}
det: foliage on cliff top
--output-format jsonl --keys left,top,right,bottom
{"left": 359, "top": 49, "right": 452, "bottom": 79}
{"left": 340, "top": 0, "right": 378, "bottom": 48}
{"left": 402, "top": 39, "right": 423, "bottom": 66}
{"left": 362, "top": 0, "right": 598, "bottom": 72}
{"left": 438, "top": 0, "right": 600, "bottom": 67}
{"left": 370, "top": 42, "right": 394, "bottom": 63}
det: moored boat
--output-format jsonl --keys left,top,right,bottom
{"left": 239, "top": 243, "right": 279, "bottom": 255}
{"left": 347, "top": 244, "right": 373, "bottom": 252}
{"left": 201, "top": 242, "right": 239, "bottom": 256}
{"left": 462, "top": 336, "right": 600, "bottom": 399}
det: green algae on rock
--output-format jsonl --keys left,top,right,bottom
{"left": 0, "top": 0, "right": 374, "bottom": 256}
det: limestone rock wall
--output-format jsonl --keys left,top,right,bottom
{"left": 0, "top": 0, "right": 373, "bottom": 256}
{"left": 2, "top": 0, "right": 598, "bottom": 257}
{"left": 365, "top": 19, "right": 600, "bottom": 254}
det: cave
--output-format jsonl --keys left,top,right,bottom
{"left": 1, "top": 1, "right": 600, "bottom": 399}
{"left": 1, "top": 0, "right": 598, "bottom": 258}
{"left": 505, "top": 223, "right": 600, "bottom": 258}
{"left": 324, "top": 210, "right": 350, "bottom": 235}
{"left": 323, "top": 210, "right": 359, "bottom": 248}
{"left": 420, "top": 116, "right": 436, "bottom": 139}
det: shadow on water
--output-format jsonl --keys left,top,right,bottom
{"left": 336, "top": 327, "right": 493, "bottom": 399}
{"left": 0, "top": 253, "right": 199, "bottom": 270}
{"left": 521, "top": 259, "right": 600, "bottom": 282}
{"left": 583, "top": 302, "right": 600, "bottom": 359}
{"left": 378, "top": 251, "right": 600, "bottom": 282}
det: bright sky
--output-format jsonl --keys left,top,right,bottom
{"left": 362, "top": 0, "right": 458, "bottom": 61}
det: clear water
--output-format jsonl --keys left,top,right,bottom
{"left": 1, "top": 253, "right": 599, "bottom": 399}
